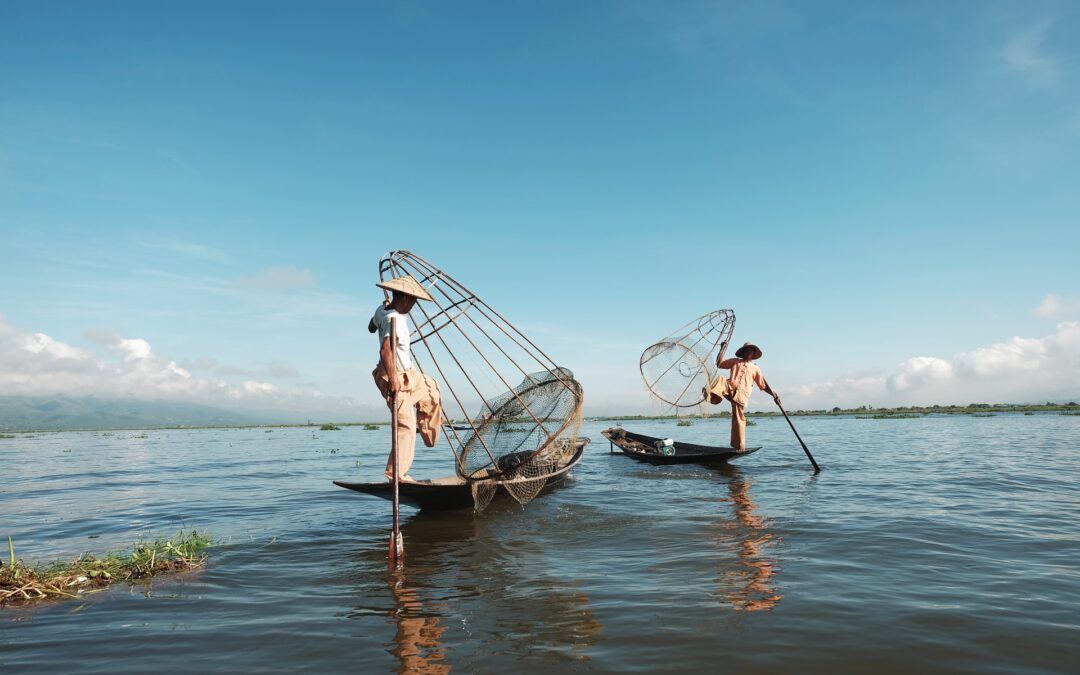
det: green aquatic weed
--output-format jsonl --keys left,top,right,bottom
{"left": 1, "top": 530, "right": 213, "bottom": 606}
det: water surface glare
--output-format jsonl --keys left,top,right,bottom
{"left": 2, "top": 415, "right": 1078, "bottom": 673}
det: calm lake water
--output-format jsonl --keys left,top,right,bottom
{"left": 2, "top": 414, "right": 1078, "bottom": 673}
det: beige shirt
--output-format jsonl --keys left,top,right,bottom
{"left": 717, "top": 358, "right": 768, "bottom": 406}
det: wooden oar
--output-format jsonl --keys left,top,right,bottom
{"left": 388, "top": 392, "right": 404, "bottom": 564}
{"left": 763, "top": 378, "right": 820, "bottom": 473}
{"left": 388, "top": 323, "right": 404, "bottom": 566}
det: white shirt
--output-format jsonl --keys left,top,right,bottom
{"left": 371, "top": 304, "right": 413, "bottom": 370}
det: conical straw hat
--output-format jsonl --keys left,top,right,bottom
{"left": 735, "top": 342, "right": 763, "bottom": 360}
{"left": 376, "top": 274, "right": 434, "bottom": 301}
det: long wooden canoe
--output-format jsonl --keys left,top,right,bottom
{"left": 601, "top": 427, "right": 758, "bottom": 465}
{"left": 334, "top": 438, "right": 589, "bottom": 511}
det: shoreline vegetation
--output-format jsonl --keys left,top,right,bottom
{"left": 1, "top": 530, "right": 211, "bottom": 607}
{"left": 596, "top": 402, "right": 1080, "bottom": 421}
{"left": 0, "top": 403, "right": 1077, "bottom": 434}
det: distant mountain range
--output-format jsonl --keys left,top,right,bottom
{"left": 0, "top": 396, "right": 276, "bottom": 431}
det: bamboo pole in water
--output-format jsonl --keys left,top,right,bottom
{"left": 388, "top": 321, "right": 404, "bottom": 565}
{"left": 763, "top": 378, "right": 820, "bottom": 473}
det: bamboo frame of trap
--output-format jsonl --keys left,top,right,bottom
{"left": 639, "top": 309, "right": 736, "bottom": 410}
{"left": 378, "top": 250, "right": 584, "bottom": 509}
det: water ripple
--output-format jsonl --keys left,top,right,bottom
{"left": 1, "top": 416, "right": 1078, "bottom": 672}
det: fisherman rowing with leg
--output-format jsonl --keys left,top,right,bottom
{"left": 711, "top": 342, "right": 780, "bottom": 451}
{"left": 369, "top": 275, "right": 439, "bottom": 482}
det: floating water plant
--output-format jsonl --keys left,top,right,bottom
{"left": 363, "top": 424, "right": 379, "bottom": 431}
{"left": 859, "top": 414, "right": 922, "bottom": 419}
{"left": 676, "top": 420, "right": 693, "bottom": 427}
{"left": 320, "top": 424, "right": 341, "bottom": 431}
{"left": 1, "top": 530, "right": 212, "bottom": 606}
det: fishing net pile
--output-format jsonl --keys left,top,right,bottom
{"left": 639, "top": 309, "right": 736, "bottom": 409}
{"left": 380, "top": 251, "right": 584, "bottom": 512}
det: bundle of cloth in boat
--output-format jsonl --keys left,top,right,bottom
{"left": 372, "top": 363, "right": 443, "bottom": 472}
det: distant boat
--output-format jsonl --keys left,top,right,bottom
{"left": 602, "top": 427, "right": 759, "bottom": 465}
{"left": 334, "top": 438, "right": 589, "bottom": 511}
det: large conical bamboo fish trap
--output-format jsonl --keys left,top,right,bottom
{"left": 380, "top": 250, "right": 584, "bottom": 512}
{"left": 639, "top": 309, "right": 736, "bottom": 409}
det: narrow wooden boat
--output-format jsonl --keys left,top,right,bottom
{"left": 334, "top": 438, "right": 589, "bottom": 511}
{"left": 601, "top": 427, "right": 759, "bottom": 465}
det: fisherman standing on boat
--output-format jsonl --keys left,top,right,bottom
{"left": 711, "top": 342, "right": 779, "bottom": 450}
{"left": 369, "top": 275, "right": 438, "bottom": 482}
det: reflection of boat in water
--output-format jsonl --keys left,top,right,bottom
{"left": 334, "top": 439, "right": 588, "bottom": 511}
{"left": 711, "top": 466, "right": 781, "bottom": 611}
{"left": 602, "top": 427, "right": 759, "bottom": 465}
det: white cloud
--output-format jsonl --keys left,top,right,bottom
{"left": 886, "top": 357, "right": 954, "bottom": 392}
{"left": 954, "top": 336, "right": 1047, "bottom": 375}
{"left": 243, "top": 380, "right": 276, "bottom": 394}
{"left": 0, "top": 314, "right": 362, "bottom": 416}
{"left": 790, "top": 373, "right": 889, "bottom": 406}
{"left": 23, "top": 332, "right": 94, "bottom": 362}
{"left": 1002, "top": 18, "right": 1060, "bottom": 87}
{"left": 781, "top": 321, "right": 1080, "bottom": 409}
{"left": 169, "top": 362, "right": 191, "bottom": 379}
{"left": 113, "top": 337, "right": 152, "bottom": 361}
{"left": 1033, "top": 293, "right": 1080, "bottom": 320}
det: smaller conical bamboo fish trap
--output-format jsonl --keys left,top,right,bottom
{"left": 379, "top": 250, "right": 584, "bottom": 511}
{"left": 639, "top": 309, "right": 736, "bottom": 409}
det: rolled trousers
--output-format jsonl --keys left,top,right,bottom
{"left": 373, "top": 365, "right": 443, "bottom": 479}
{"left": 378, "top": 368, "right": 420, "bottom": 478}
{"left": 730, "top": 402, "right": 747, "bottom": 450}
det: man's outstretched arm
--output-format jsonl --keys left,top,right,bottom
{"left": 755, "top": 370, "right": 780, "bottom": 404}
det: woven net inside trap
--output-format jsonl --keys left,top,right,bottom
{"left": 639, "top": 309, "right": 735, "bottom": 409}
{"left": 460, "top": 368, "right": 583, "bottom": 509}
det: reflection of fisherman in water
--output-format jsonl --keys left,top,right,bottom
{"left": 374, "top": 512, "right": 603, "bottom": 670}
{"left": 714, "top": 469, "right": 782, "bottom": 611}
{"left": 388, "top": 571, "right": 450, "bottom": 674}
{"left": 527, "top": 583, "right": 604, "bottom": 661}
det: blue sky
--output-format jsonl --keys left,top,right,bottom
{"left": 1, "top": 1, "right": 1078, "bottom": 417}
